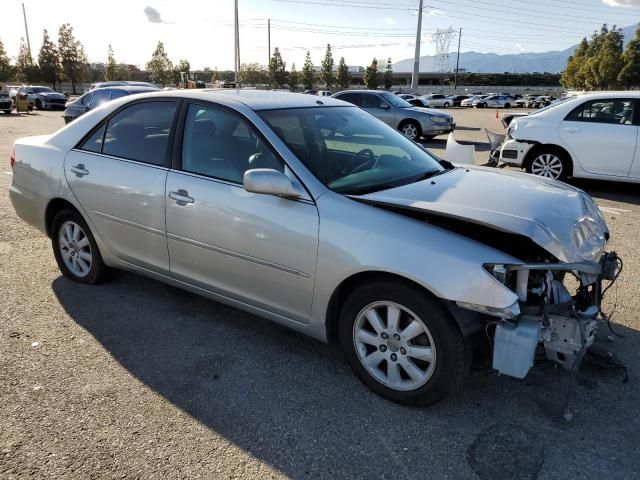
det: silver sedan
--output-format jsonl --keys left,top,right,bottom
{"left": 9, "top": 90, "right": 619, "bottom": 405}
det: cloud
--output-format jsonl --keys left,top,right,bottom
{"left": 144, "top": 6, "right": 171, "bottom": 24}
{"left": 515, "top": 43, "right": 525, "bottom": 52}
{"left": 384, "top": 17, "right": 396, "bottom": 25}
{"left": 603, "top": 0, "right": 640, "bottom": 5}
{"left": 427, "top": 8, "right": 445, "bottom": 16}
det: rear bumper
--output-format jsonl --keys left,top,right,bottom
{"left": 9, "top": 181, "right": 47, "bottom": 234}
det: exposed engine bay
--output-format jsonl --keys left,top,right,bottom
{"left": 487, "top": 251, "right": 622, "bottom": 378}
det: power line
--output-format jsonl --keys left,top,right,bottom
{"left": 272, "top": 0, "right": 418, "bottom": 10}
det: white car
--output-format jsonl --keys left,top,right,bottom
{"left": 473, "top": 95, "right": 513, "bottom": 109}
{"left": 461, "top": 95, "right": 486, "bottom": 107}
{"left": 317, "top": 90, "right": 332, "bottom": 97}
{"left": 420, "top": 94, "right": 451, "bottom": 108}
{"left": 500, "top": 92, "right": 640, "bottom": 183}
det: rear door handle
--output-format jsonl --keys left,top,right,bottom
{"left": 564, "top": 127, "right": 580, "bottom": 134}
{"left": 70, "top": 164, "right": 89, "bottom": 177}
{"left": 168, "top": 189, "right": 194, "bottom": 205}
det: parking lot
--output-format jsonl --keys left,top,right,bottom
{"left": 1, "top": 108, "right": 639, "bottom": 479}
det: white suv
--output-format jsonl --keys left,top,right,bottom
{"left": 499, "top": 92, "right": 640, "bottom": 183}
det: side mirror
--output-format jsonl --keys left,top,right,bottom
{"left": 243, "top": 168, "right": 302, "bottom": 198}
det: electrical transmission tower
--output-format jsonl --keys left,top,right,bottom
{"left": 432, "top": 28, "right": 456, "bottom": 73}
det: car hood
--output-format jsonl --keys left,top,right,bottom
{"left": 356, "top": 166, "right": 608, "bottom": 263}
{"left": 402, "top": 106, "right": 450, "bottom": 118}
{"left": 38, "top": 92, "right": 66, "bottom": 98}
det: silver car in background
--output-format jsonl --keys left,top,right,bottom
{"left": 332, "top": 90, "right": 455, "bottom": 141}
{"left": 9, "top": 90, "right": 620, "bottom": 406}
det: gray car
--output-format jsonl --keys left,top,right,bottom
{"left": 8, "top": 90, "right": 620, "bottom": 405}
{"left": 64, "top": 86, "right": 159, "bottom": 123}
{"left": 332, "top": 90, "right": 455, "bottom": 141}
{"left": 16, "top": 85, "right": 67, "bottom": 110}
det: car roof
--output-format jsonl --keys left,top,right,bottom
{"left": 95, "top": 86, "right": 159, "bottom": 93}
{"left": 126, "top": 89, "right": 350, "bottom": 110}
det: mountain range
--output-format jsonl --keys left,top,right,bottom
{"left": 392, "top": 24, "right": 637, "bottom": 74}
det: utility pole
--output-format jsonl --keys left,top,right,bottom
{"left": 234, "top": 0, "right": 240, "bottom": 83}
{"left": 454, "top": 28, "right": 462, "bottom": 90}
{"left": 268, "top": 19, "right": 271, "bottom": 64}
{"left": 22, "top": 2, "right": 32, "bottom": 63}
{"left": 410, "top": 0, "right": 423, "bottom": 91}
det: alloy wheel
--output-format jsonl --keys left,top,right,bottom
{"left": 353, "top": 301, "right": 437, "bottom": 391}
{"left": 530, "top": 153, "right": 563, "bottom": 179}
{"left": 58, "top": 220, "right": 92, "bottom": 277}
{"left": 401, "top": 124, "right": 418, "bottom": 140}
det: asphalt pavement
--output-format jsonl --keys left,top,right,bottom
{"left": 1, "top": 109, "right": 639, "bottom": 479}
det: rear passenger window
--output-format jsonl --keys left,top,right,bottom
{"left": 80, "top": 124, "right": 106, "bottom": 153}
{"left": 181, "top": 104, "right": 282, "bottom": 183}
{"left": 336, "top": 93, "right": 361, "bottom": 106}
{"left": 102, "top": 101, "right": 177, "bottom": 165}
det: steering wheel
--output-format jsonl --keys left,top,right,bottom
{"left": 349, "top": 149, "right": 376, "bottom": 174}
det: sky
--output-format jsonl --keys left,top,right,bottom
{"left": 2, "top": 0, "right": 640, "bottom": 71}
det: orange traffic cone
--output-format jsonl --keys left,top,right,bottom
{"left": 495, "top": 109, "right": 499, "bottom": 119}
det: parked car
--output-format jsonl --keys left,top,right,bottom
{"left": 473, "top": 95, "right": 513, "bottom": 109}
{"left": 8, "top": 89, "right": 619, "bottom": 405}
{"left": 419, "top": 94, "right": 451, "bottom": 108}
{"left": 515, "top": 95, "right": 536, "bottom": 108}
{"left": 303, "top": 89, "right": 317, "bottom": 95}
{"left": 0, "top": 84, "right": 13, "bottom": 113}
{"left": 460, "top": 95, "right": 486, "bottom": 107}
{"left": 398, "top": 94, "right": 417, "bottom": 101}
{"left": 85, "top": 81, "right": 159, "bottom": 93}
{"left": 13, "top": 86, "right": 67, "bottom": 110}
{"left": 332, "top": 89, "right": 455, "bottom": 140}
{"left": 448, "top": 95, "right": 470, "bottom": 107}
{"left": 500, "top": 92, "right": 640, "bottom": 183}
{"left": 63, "top": 86, "right": 160, "bottom": 123}
{"left": 317, "top": 90, "right": 332, "bottom": 97}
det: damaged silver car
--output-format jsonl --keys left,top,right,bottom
{"left": 8, "top": 90, "right": 621, "bottom": 406}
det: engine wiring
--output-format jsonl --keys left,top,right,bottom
{"left": 599, "top": 255, "right": 624, "bottom": 338}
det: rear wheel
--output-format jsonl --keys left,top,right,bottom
{"left": 399, "top": 120, "right": 421, "bottom": 141}
{"left": 3, "top": 110, "right": 11, "bottom": 114}
{"left": 443, "top": 102, "right": 450, "bottom": 108}
{"left": 51, "top": 209, "right": 110, "bottom": 284}
{"left": 504, "top": 103, "right": 511, "bottom": 109}
{"left": 35, "top": 98, "right": 43, "bottom": 110}
{"left": 339, "top": 281, "right": 470, "bottom": 406}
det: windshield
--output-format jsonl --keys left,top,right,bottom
{"left": 378, "top": 91, "right": 412, "bottom": 108}
{"left": 528, "top": 96, "right": 578, "bottom": 115}
{"left": 259, "top": 106, "right": 445, "bottom": 195}
{"left": 32, "top": 87, "right": 54, "bottom": 93}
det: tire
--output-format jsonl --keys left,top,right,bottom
{"left": 339, "top": 281, "right": 470, "bottom": 406}
{"left": 399, "top": 120, "right": 421, "bottom": 141}
{"left": 478, "top": 102, "right": 486, "bottom": 108}
{"left": 35, "top": 98, "right": 43, "bottom": 110}
{"left": 504, "top": 103, "right": 511, "bottom": 109}
{"left": 443, "top": 102, "right": 450, "bottom": 108}
{"left": 3, "top": 110, "right": 11, "bottom": 114}
{"left": 51, "top": 209, "right": 111, "bottom": 284}
{"left": 525, "top": 147, "right": 570, "bottom": 180}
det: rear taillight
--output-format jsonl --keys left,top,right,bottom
{"left": 9, "top": 145, "right": 15, "bottom": 169}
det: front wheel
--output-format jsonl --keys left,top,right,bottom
{"left": 51, "top": 209, "right": 111, "bottom": 284}
{"left": 526, "top": 148, "right": 570, "bottom": 180}
{"left": 35, "top": 99, "right": 43, "bottom": 110}
{"left": 339, "top": 281, "right": 470, "bottom": 406}
{"left": 399, "top": 121, "right": 421, "bottom": 141}
{"left": 3, "top": 110, "right": 11, "bottom": 114}
{"left": 443, "top": 102, "right": 450, "bottom": 108}
{"left": 504, "top": 103, "right": 511, "bottom": 109}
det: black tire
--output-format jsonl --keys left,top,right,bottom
{"left": 443, "top": 102, "right": 450, "bottom": 108}
{"left": 3, "top": 110, "right": 11, "bottom": 114}
{"left": 525, "top": 146, "right": 571, "bottom": 181}
{"left": 478, "top": 102, "right": 486, "bottom": 108}
{"left": 338, "top": 281, "right": 470, "bottom": 406}
{"left": 504, "top": 103, "right": 511, "bottom": 109}
{"left": 399, "top": 120, "right": 422, "bottom": 141}
{"left": 51, "top": 209, "right": 111, "bottom": 284}
{"left": 35, "top": 98, "right": 43, "bottom": 110}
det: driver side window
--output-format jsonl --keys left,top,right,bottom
{"left": 362, "top": 94, "right": 387, "bottom": 109}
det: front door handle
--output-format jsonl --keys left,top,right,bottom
{"left": 168, "top": 189, "right": 194, "bottom": 205}
{"left": 564, "top": 127, "right": 580, "bottom": 134}
{"left": 70, "top": 164, "right": 89, "bottom": 177}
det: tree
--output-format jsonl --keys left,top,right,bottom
{"left": 383, "top": 58, "right": 393, "bottom": 89}
{"left": 146, "top": 41, "right": 173, "bottom": 86}
{"left": 301, "top": 51, "right": 314, "bottom": 90}
{"left": 38, "top": 30, "right": 61, "bottom": 89}
{"left": 595, "top": 27, "right": 623, "bottom": 90}
{"left": 336, "top": 57, "right": 350, "bottom": 90}
{"left": 177, "top": 59, "right": 190, "bottom": 73}
{"left": 619, "top": 27, "right": 640, "bottom": 88}
{"left": 288, "top": 63, "right": 298, "bottom": 91}
{"left": 0, "top": 38, "right": 13, "bottom": 82}
{"left": 105, "top": 44, "right": 119, "bottom": 81}
{"left": 363, "top": 58, "right": 380, "bottom": 89}
{"left": 561, "top": 38, "right": 588, "bottom": 89}
{"left": 320, "top": 44, "right": 334, "bottom": 88}
{"left": 239, "top": 63, "right": 268, "bottom": 86}
{"left": 268, "top": 47, "right": 287, "bottom": 88}
{"left": 58, "top": 23, "right": 87, "bottom": 93}
{"left": 16, "top": 37, "right": 38, "bottom": 83}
